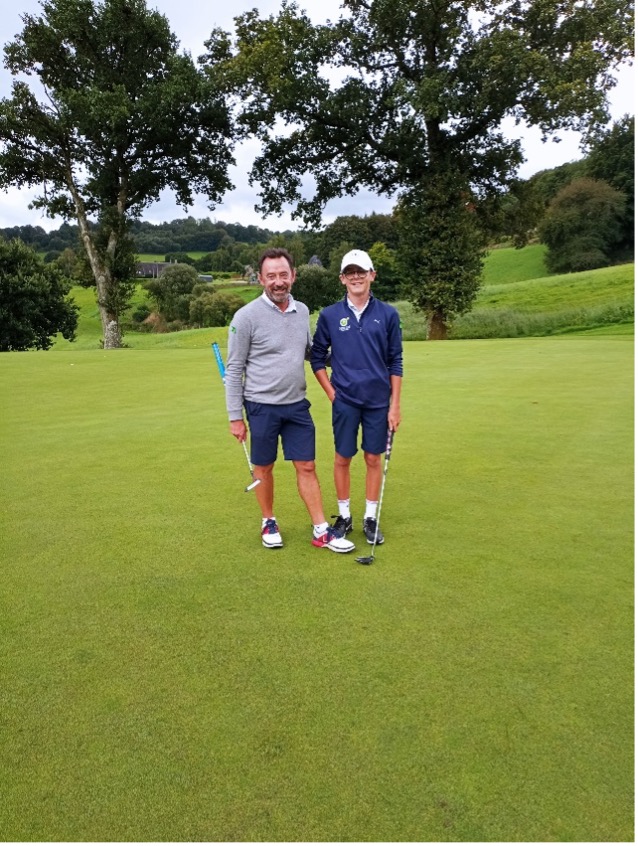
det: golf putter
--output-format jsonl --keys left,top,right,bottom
{"left": 211, "top": 342, "right": 261, "bottom": 493}
{"left": 356, "top": 428, "right": 395, "bottom": 565}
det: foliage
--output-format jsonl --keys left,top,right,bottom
{"left": 0, "top": 237, "right": 78, "bottom": 350}
{"left": 315, "top": 214, "right": 398, "bottom": 265}
{"left": 189, "top": 290, "right": 245, "bottom": 327}
{"left": 539, "top": 177, "right": 627, "bottom": 273}
{"left": 396, "top": 176, "right": 485, "bottom": 337}
{"left": 0, "top": 0, "right": 234, "bottom": 347}
{"left": 208, "top": 0, "right": 632, "bottom": 337}
{"left": 293, "top": 264, "right": 343, "bottom": 313}
{"left": 144, "top": 263, "right": 200, "bottom": 322}
{"left": 367, "top": 241, "right": 402, "bottom": 302}
{"left": 584, "top": 115, "right": 634, "bottom": 256}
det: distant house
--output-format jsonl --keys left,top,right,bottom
{"left": 308, "top": 255, "right": 323, "bottom": 267}
{"left": 136, "top": 261, "right": 169, "bottom": 278}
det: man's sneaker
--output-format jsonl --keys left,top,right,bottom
{"left": 331, "top": 514, "right": 353, "bottom": 536}
{"left": 312, "top": 526, "right": 355, "bottom": 554}
{"left": 262, "top": 518, "right": 283, "bottom": 549}
{"left": 363, "top": 517, "right": 384, "bottom": 545}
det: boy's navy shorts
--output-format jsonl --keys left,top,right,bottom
{"left": 245, "top": 399, "right": 316, "bottom": 466}
{"left": 332, "top": 398, "right": 388, "bottom": 458}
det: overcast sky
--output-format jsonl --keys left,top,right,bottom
{"left": 0, "top": 0, "right": 634, "bottom": 232}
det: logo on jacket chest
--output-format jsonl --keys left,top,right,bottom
{"left": 339, "top": 316, "right": 351, "bottom": 332}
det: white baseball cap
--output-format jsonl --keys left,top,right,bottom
{"left": 340, "top": 249, "right": 374, "bottom": 272}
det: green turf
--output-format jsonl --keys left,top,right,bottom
{"left": 481, "top": 242, "right": 550, "bottom": 285}
{"left": 0, "top": 338, "right": 633, "bottom": 841}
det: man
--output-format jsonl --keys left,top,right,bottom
{"left": 310, "top": 249, "right": 403, "bottom": 545}
{"left": 225, "top": 247, "right": 355, "bottom": 553}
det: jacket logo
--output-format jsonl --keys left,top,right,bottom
{"left": 339, "top": 316, "right": 351, "bottom": 332}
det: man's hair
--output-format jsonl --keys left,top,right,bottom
{"left": 258, "top": 248, "right": 295, "bottom": 273}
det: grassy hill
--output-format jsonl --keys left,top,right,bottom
{"left": 55, "top": 245, "right": 634, "bottom": 348}
{"left": 396, "top": 246, "right": 633, "bottom": 340}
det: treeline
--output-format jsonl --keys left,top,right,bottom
{"left": 2, "top": 115, "right": 633, "bottom": 283}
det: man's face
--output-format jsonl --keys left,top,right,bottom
{"left": 340, "top": 264, "right": 376, "bottom": 297}
{"left": 259, "top": 256, "right": 296, "bottom": 305}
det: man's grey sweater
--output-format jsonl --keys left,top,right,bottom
{"left": 225, "top": 295, "right": 312, "bottom": 420}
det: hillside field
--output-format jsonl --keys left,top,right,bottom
{"left": 54, "top": 245, "right": 633, "bottom": 348}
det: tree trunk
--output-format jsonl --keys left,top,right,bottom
{"left": 94, "top": 268, "right": 123, "bottom": 349}
{"left": 69, "top": 181, "right": 124, "bottom": 348}
{"left": 428, "top": 310, "right": 448, "bottom": 340}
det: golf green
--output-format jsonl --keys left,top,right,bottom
{"left": 1, "top": 337, "right": 633, "bottom": 841}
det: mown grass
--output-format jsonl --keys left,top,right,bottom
{"left": 1, "top": 338, "right": 633, "bottom": 841}
{"left": 481, "top": 242, "right": 549, "bottom": 285}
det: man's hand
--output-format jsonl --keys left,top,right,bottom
{"left": 230, "top": 419, "right": 247, "bottom": 442}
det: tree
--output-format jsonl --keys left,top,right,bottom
{"left": 0, "top": 238, "right": 78, "bottom": 351}
{"left": 584, "top": 115, "right": 634, "bottom": 257}
{"left": 189, "top": 290, "right": 244, "bottom": 327}
{"left": 0, "top": 0, "right": 234, "bottom": 348}
{"left": 144, "top": 263, "right": 200, "bottom": 322}
{"left": 208, "top": 0, "right": 632, "bottom": 338}
{"left": 293, "top": 264, "right": 343, "bottom": 313}
{"left": 367, "top": 241, "right": 402, "bottom": 302}
{"left": 538, "top": 176, "right": 626, "bottom": 273}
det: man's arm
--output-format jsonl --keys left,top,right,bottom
{"left": 225, "top": 313, "right": 250, "bottom": 440}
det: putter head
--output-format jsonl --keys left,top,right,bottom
{"left": 245, "top": 478, "right": 261, "bottom": 492}
{"left": 355, "top": 554, "right": 374, "bottom": 565}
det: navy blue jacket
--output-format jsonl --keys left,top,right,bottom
{"left": 310, "top": 294, "right": 403, "bottom": 409}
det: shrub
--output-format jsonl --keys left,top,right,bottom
{"left": 189, "top": 291, "right": 245, "bottom": 327}
{"left": 131, "top": 303, "right": 151, "bottom": 324}
{"left": 0, "top": 238, "right": 78, "bottom": 350}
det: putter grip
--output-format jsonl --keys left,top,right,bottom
{"left": 212, "top": 342, "right": 226, "bottom": 381}
{"left": 386, "top": 429, "right": 394, "bottom": 456}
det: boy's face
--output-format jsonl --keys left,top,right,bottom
{"left": 340, "top": 264, "right": 376, "bottom": 297}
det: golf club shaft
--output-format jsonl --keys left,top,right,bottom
{"left": 212, "top": 342, "right": 226, "bottom": 382}
{"left": 356, "top": 429, "right": 394, "bottom": 563}
{"left": 371, "top": 429, "right": 394, "bottom": 546}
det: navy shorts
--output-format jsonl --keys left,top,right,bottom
{"left": 245, "top": 399, "right": 316, "bottom": 465}
{"left": 332, "top": 398, "right": 388, "bottom": 458}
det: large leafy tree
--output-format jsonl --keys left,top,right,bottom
{"left": 539, "top": 176, "right": 626, "bottom": 273}
{"left": 207, "top": 0, "right": 633, "bottom": 338}
{"left": 0, "top": 0, "right": 234, "bottom": 348}
{"left": 0, "top": 238, "right": 78, "bottom": 351}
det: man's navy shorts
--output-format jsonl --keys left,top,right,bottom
{"left": 332, "top": 398, "right": 388, "bottom": 458}
{"left": 245, "top": 399, "right": 316, "bottom": 466}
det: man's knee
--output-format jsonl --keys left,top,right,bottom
{"left": 293, "top": 459, "right": 317, "bottom": 476}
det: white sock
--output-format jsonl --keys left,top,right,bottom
{"left": 313, "top": 521, "right": 329, "bottom": 537}
{"left": 338, "top": 499, "right": 351, "bottom": 519}
{"left": 365, "top": 500, "right": 378, "bottom": 520}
